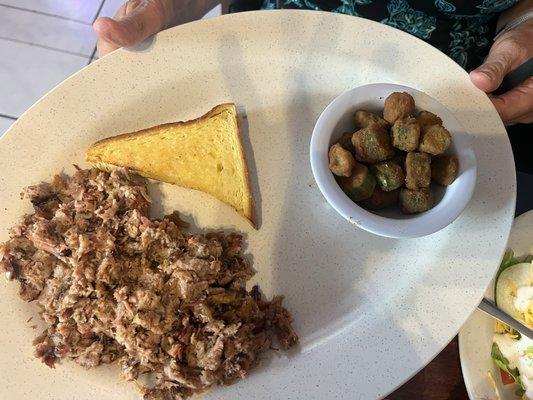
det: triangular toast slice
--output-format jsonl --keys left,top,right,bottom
{"left": 86, "top": 103, "right": 255, "bottom": 227}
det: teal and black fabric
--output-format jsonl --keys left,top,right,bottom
{"left": 254, "top": 0, "right": 519, "bottom": 70}
{"left": 229, "top": 0, "right": 265, "bottom": 12}
{"left": 228, "top": 0, "right": 532, "bottom": 207}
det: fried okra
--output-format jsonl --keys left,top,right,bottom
{"left": 392, "top": 151, "right": 407, "bottom": 171}
{"left": 352, "top": 126, "right": 395, "bottom": 163}
{"left": 354, "top": 110, "right": 389, "bottom": 130}
{"left": 370, "top": 161, "right": 405, "bottom": 192}
{"left": 417, "top": 110, "right": 442, "bottom": 127}
{"left": 329, "top": 143, "right": 356, "bottom": 177}
{"left": 391, "top": 117, "right": 421, "bottom": 152}
{"left": 328, "top": 91, "right": 460, "bottom": 215}
{"left": 399, "top": 187, "right": 434, "bottom": 214}
{"left": 405, "top": 152, "right": 431, "bottom": 190}
{"left": 338, "top": 163, "right": 376, "bottom": 202}
{"left": 383, "top": 92, "right": 415, "bottom": 124}
{"left": 419, "top": 124, "right": 451, "bottom": 155}
{"left": 360, "top": 187, "right": 399, "bottom": 210}
{"left": 432, "top": 155, "right": 459, "bottom": 186}
{"left": 338, "top": 132, "right": 355, "bottom": 153}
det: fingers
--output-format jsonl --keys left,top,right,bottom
{"left": 470, "top": 39, "right": 528, "bottom": 93}
{"left": 469, "top": 21, "right": 533, "bottom": 123}
{"left": 508, "top": 114, "right": 533, "bottom": 125}
{"left": 94, "top": 0, "right": 172, "bottom": 57}
{"left": 94, "top": 16, "right": 123, "bottom": 56}
{"left": 469, "top": 19, "right": 533, "bottom": 93}
{"left": 489, "top": 77, "right": 533, "bottom": 124}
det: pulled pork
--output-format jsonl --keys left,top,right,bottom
{"left": 0, "top": 168, "right": 297, "bottom": 399}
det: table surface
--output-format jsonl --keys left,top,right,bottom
{"left": 387, "top": 337, "right": 468, "bottom": 400}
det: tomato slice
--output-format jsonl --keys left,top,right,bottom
{"left": 500, "top": 368, "right": 515, "bottom": 385}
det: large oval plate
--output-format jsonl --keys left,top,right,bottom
{"left": 0, "top": 10, "right": 515, "bottom": 400}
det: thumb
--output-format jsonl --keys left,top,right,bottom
{"left": 469, "top": 40, "right": 523, "bottom": 93}
{"left": 470, "top": 51, "right": 512, "bottom": 93}
{"left": 93, "top": 0, "right": 169, "bottom": 53}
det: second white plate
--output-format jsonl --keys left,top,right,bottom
{"left": 460, "top": 211, "right": 533, "bottom": 400}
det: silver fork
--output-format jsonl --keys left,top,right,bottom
{"left": 478, "top": 298, "right": 533, "bottom": 340}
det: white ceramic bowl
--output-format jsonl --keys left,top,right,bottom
{"left": 310, "top": 83, "right": 477, "bottom": 238}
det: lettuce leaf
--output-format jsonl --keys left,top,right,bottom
{"left": 497, "top": 249, "right": 524, "bottom": 277}
{"left": 491, "top": 342, "right": 526, "bottom": 392}
{"left": 494, "top": 249, "right": 533, "bottom": 305}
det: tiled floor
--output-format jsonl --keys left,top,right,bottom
{"left": 0, "top": 0, "right": 221, "bottom": 136}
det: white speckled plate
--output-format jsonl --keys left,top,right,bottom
{"left": 459, "top": 211, "right": 533, "bottom": 400}
{"left": 0, "top": 10, "right": 516, "bottom": 400}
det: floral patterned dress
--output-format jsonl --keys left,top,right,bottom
{"left": 259, "top": 0, "right": 519, "bottom": 70}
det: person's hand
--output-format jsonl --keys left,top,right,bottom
{"left": 469, "top": 20, "right": 533, "bottom": 125}
{"left": 93, "top": 0, "right": 178, "bottom": 57}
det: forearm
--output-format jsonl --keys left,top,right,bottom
{"left": 497, "top": 0, "right": 533, "bottom": 32}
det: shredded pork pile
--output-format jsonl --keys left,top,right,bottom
{"left": 0, "top": 168, "right": 297, "bottom": 400}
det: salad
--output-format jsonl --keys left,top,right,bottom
{"left": 492, "top": 248, "right": 533, "bottom": 399}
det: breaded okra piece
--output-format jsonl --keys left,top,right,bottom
{"left": 417, "top": 110, "right": 442, "bottom": 128}
{"left": 391, "top": 117, "right": 421, "bottom": 152}
{"left": 370, "top": 161, "right": 405, "bottom": 192}
{"left": 338, "top": 163, "right": 376, "bottom": 202}
{"left": 383, "top": 92, "right": 415, "bottom": 124}
{"left": 405, "top": 152, "right": 431, "bottom": 190}
{"left": 399, "top": 187, "right": 434, "bottom": 214}
{"left": 329, "top": 143, "right": 355, "bottom": 177}
{"left": 432, "top": 155, "right": 459, "bottom": 186}
{"left": 419, "top": 124, "right": 452, "bottom": 155}
{"left": 354, "top": 110, "right": 389, "bottom": 130}
{"left": 338, "top": 132, "right": 355, "bottom": 153}
{"left": 352, "top": 126, "right": 395, "bottom": 163}
{"left": 360, "top": 187, "right": 399, "bottom": 210}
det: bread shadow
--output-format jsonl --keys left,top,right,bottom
{"left": 145, "top": 179, "right": 200, "bottom": 226}
{"left": 237, "top": 106, "right": 262, "bottom": 229}
{"left": 147, "top": 179, "right": 256, "bottom": 267}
